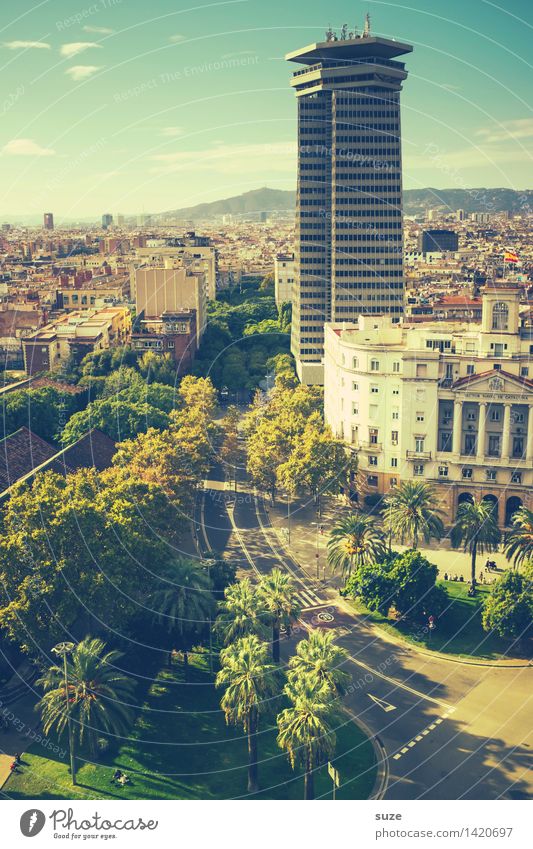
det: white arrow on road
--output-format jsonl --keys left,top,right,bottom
{"left": 367, "top": 693, "right": 397, "bottom": 713}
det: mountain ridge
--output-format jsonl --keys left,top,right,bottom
{"left": 158, "top": 186, "right": 533, "bottom": 220}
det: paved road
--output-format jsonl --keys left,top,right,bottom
{"left": 197, "top": 465, "right": 533, "bottom": 800}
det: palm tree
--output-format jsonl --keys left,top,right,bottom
{"left": 257, "top": 568, "right": 301, "bottom": 663}
{"left": 504, "top": 506, "right": 533, "bottom": 568}
{"left": 451, "top": 499, "right": 501, "bottom": 591}
{"left": 216, "top": 635, "right": 282, "bottom": 794}
{"left": 277, "top": 677, "right": 337, "bottom": 800}
{"left": 384, "top": 481, "right": 444, "bottom": 549}
{"left": 36, "top": 637, "right": 135, "bottom": 762}
{"left": 152, "top": 558, "right": 216, "bottom": 668}
{"left": 327, "top": 512, "right": 386, "bottom": 578}
{"left": 287, "top": 629, "right": 350, "bottom": 697}
{"left": 215, "top": 578, "right": 269, "bottom": 645}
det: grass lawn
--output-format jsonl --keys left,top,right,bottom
{"left": 351, "top": 581, "right": 522, "bottom": 661}
{"left": 5, "top": 654, "right": 376, "bottom": 801}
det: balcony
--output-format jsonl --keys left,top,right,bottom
{"left": 359, "top": 441, "right": 382, "bottom": 452}
{"left": 406, "top": 450, "right": 432, "bottom": 460}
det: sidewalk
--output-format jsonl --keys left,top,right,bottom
{"left": 265, "top": 494, "right": 511, "bottom": 586}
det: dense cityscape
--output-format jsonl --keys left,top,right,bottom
{"left": 0, "top": 1, "right": 531, "bottom": 838}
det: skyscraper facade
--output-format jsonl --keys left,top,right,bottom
{"left": 287, "top": 19, "right": 412, "bottom": 384}
{"left": 43, "top": 212, "right": 54, "bottom": 230}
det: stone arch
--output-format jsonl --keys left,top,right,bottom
{"left": 505, "top": 495, "right": 522, "bottom": 526}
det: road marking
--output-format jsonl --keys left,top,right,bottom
{"left": 415, "top": 735, "right": 423, "bottom": 741}
{"left": 393, "top": 754, "right": 401, "bottom": 760}
{"left": 401, "top": 747, "right": 409, "bottom": 754}
{"left": 367, "top": 693, "right": 397, "bottom": 713}
{"left": 393, "top": 713, "right": 449, "bottom": 761}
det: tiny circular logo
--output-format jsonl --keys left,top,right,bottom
{"left": 20, "top": 810, "right": 46, "bottom": 837}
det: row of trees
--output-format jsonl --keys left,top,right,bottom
{"left": 329, "top": 480, "right": 533, "bottom": 641}
{"left": 214, "top": 568, "right": 348, "bottom": 798}
{"left": 0, "top": 376, "right": 220, "bottom": 659}
{"left": 244, "top": 378, "right": 356, "bottom": 507}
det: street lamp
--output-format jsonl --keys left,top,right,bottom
{"left": 51, "top": 641, "right": 76, "bottom": 786}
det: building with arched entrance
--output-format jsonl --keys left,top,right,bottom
{"left": 324, "top": 282, "right": 533, "bottom": 528}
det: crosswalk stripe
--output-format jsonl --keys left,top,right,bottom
{"left": 297, "top": 591, "right": 320, "bottom": 606}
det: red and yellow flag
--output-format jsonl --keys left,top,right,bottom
{"left": 504, "top": 251, "right": 519, "bottom": 263}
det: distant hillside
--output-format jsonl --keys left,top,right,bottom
{"left": 159, "top": 187, "right": 532, "bottom": 220}
{"left": 160, "top": 188, "right": 296, "bottom": 220}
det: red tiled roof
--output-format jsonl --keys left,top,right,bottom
{"left": 0, "top": 427, "right": 56, "bottom": 491}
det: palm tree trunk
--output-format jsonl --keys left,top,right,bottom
{"left": 247, "top": 708, "right": 259, "bottom": 794}
{"left": 471, "top": 540, "right": 477, "bottom": 591}
{"left": 272, "top": 619, "right": 280, "bottom": 664}
{"left": 304, "top": 748, "right": 314, "bottom": 800}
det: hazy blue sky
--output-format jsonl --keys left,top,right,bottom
{"left": 0, "top": 0, "right": 531, "bottom": 218}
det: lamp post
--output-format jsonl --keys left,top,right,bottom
{"left": 51, "top": 641, "right": 76, "bottom": 786}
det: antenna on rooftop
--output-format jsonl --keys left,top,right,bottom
{"left": 363, "top": 12, "right": 371, "bottom": 37}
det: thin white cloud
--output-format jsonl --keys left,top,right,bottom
{"left": 3, "top": 40, "right": 51, "bottom": 50}
{"left": 476, "top": 118, "right": 533, "bottom": 144}
{"left": 60, "top": 42, "right": 101, "bottom": 59}
{"left": 160, "top": 127, "right": 185, "bottom": 137}
{"left": 169, "top": 34, "right": 186, "bottom": 43}
{"left": 150, "top": 141, "right": 296, "bottom": 175}
{"left": 83, "top": 26, "right": 114, "bottom": 35}
{"left": 65, "top": 65, "right": 102, "bottom": 81}
{"left": 2, "top": 138, "right": 55, "bottom": 157}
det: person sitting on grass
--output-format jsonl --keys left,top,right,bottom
{"left": 118, "top": 773, "right": 130, "bottom": 786}
{"left": 111, "top": 769, "right": 122, "bottom": 784}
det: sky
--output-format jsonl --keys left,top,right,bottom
{"left": 0, "top": 0, "right": 531, "bottom": 219}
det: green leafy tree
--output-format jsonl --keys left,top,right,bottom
{"left": 216, "top": 635, "right": 282, "bottom": 793}
{"left": 328, "top": 512, "right": 387, "bottom": 579}
{"left": 277, "top": 419, "right": 348, "bottom": 511}
{"left": 138, "top": 351, "right": 177, "bottom": 385}
{"left": 277, "top": 677, "right": 337, "bottom": 800}
{"left": 60, "top": 398, "right": 170, "bottom": 444}
{"left": 287, "top": 629, "right": 349, "bottom": 696}
{"left": 215, "top": 579, "right": 269, "bottom": 644}
{"left": 482, "top": 565, "right": 533, "bottom": 643}
{"left": 36, "top": 637, "right": 136, "bottom": 763}
{"left": 200, "top": 555, "right": 237, "bottom": 601}
{"left": 384, "top": 481, "right": 444, "bottom": 549}
{"left": 151, "top": 558, "right": 215, "bottom": 668}
{"left": 257, "top": 568, "right": 301, "bottom": 663}
{"left": 451, "top": 499, "right": 501, "bottom": 590}
{"left": 504, "top": 507, "right": 533, "bottom": 568}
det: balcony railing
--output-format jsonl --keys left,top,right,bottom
{"left": 406, "top": 450, "right": 432, "bottom": 460}
{"left": 359, "top": 441, "right": 382, "bottom": 452}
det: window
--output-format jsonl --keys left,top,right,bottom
{"left": 466, "top": 410, "right": 476, "bottom": 421}
{"left": 462, "top": 467, "right": 473, "bottom": 479}
{"left": 415, "top": 437, "right": 425, "bottom": 453}
{"left": 466, "top": 364, "right": 475, "bottom": 375}
{"left": 371, "top": 384, "right": 379, "bottom": 394}
{"left": 521, "top": 367, "right": 529, "bottom": 377}
{"left": 416, "top": 363, "right": 428, "bottom": 377}
{"left": 414, "top": 464, "right": 424, "bottom": 476}
{"left": 513, "top": 437, "right": 524, "bottom": 458}
{"left": 370, "top": 359, "right": 380, "bottom": 371}
{"left": 391, "top": 457, "right": 398, "bottom": 468}
{"left": 352, "top": 381, "right": 359, "bottom": 391}
{"left": 464, "top": 434, "right": 476, "bottom": 454}
{"left": 352, "top": 356, "right": 359, "bottom": 369}
{"left": 391, "top": 430, "right": 398, "bottom": 444}
{"left": 490, "top": 408, "right": 501, "bottom": 422}
{"left": 493, "top": 363, "right": 502, "bottom": 371}
{"left": 392, "top": 410, "right": 399, "bottom": 420}
{"left": 392, "top": 361, "right": 400, "bottom": 373}
{"left": 440, "top": 432, "right": 452, "bottom": 452}
{"left": 488, "top": 435, "right": 501, "bottom": 457}
{"left": 511, "top": 471, "right": 522, "bottom": 484}
{"left": 351, "top": 426, "right": 358, "bottom": 444}
{"left": 486, "top": 469, "right": 496, "bottom": 482}
{"left": 352, "top": 404, "right": 358, "bottom": 415}
{"left": 390, "top": 477, "right": 398, "bottom": 487}
{"left": 367, "top": 475, "right": 378, "bottom": 487}
{"left": 492, "top": 301, "right": 509, "bottom": 331}
{"left": 416, "top": 412, "right": 425, "bottom": 422}
{"left": 369, "top": 428, "right": 379, "bottom": 444}
{"left": 438, "top": 465, "right": 448, "bottom": 477}
{"left": 392, "top": 387, "right": 400, "bottom": 395}
{"left": 369, "top": 455, "right": 378, "bottom": 467}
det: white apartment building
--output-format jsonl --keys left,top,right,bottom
{"left": 324, "top": 283, "right": 533, "bottom": 527}
{"left": 136, "top": 245, "right": 217, "bottom": 299}
{"left": 274, "top": 253, "right": 295, "bottom": 307}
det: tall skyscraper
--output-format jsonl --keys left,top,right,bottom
{"left": 287, "top": 17, "right": 412, "bottom": 384}
{"left": 102, "top": 213, "right": 113, "bottom": 229}
{"left": 43, "top": 212, "right": 54, "bottom": 230}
